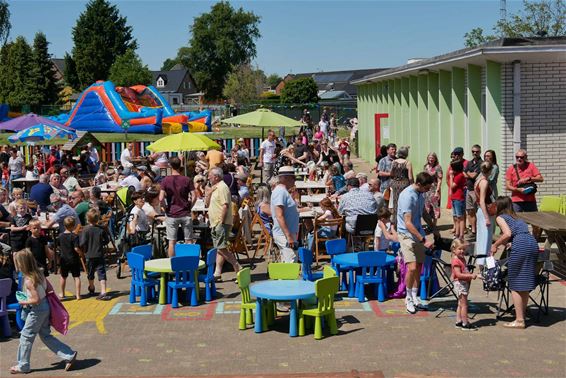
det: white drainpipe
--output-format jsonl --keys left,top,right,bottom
{"left": 513, "top": 60, "right": 521, "bottom": 153}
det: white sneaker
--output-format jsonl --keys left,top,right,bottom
{"left": 405, "top": 297, "right": 417, "bottom": 314}
{"left": 413, "top": 297, "right": 428, "bottom": 310}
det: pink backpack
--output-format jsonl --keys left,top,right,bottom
{"left": 45, "top": 279, "right": 70, "bottom": 335}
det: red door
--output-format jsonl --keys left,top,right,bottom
{"left": 374, "top": 113, "right": 388, "bottom": 157}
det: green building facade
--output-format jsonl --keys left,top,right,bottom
{"left": 353, "top": 38, "right": 566, "bottom": 202}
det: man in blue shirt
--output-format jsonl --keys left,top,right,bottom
{"left": 29, "top": 174, "right": 53, "bottom": 211}
{"left": 271, "top": 166, "right": 299, "bottom": 263}
{"left": 397, "top": 172, "right": 439, "bottom": 314}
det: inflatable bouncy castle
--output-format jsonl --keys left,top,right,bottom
{"left": 53, "top": 81, "right": 211, "bottom": 133}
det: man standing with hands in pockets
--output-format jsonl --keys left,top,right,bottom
{"left": 396, "top": 172, "right": 440, "bottom": 314}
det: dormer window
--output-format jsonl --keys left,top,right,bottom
{"left": 157, "top": 77, "right": 165, "bottom": 88}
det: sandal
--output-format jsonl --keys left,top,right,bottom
{"left": 9, "top": 366, "right": 28, "bottom": 375}
{"left": 96, "top": 294, "right": 112, "bottom": 301}
{"left": 88, "top": 287, "right": 95, "bottom": 296}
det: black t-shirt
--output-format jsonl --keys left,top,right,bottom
{"left": 294, "top": 144, "right": 308, "bottom": 160}
{"left": 79, "top": 225, "right": 108, "bottom": 259}
{"left": 11, "top": 214, "right": 32, "bottom": 249}
{"left": 58, "top": 232, "right": 80, "bottom": 265}
{"left": 0, "top": 151, "right": 9, "bottom": 165}
{"left": 0, "top": 204, "right": 10, "bottom": 222}
{"left": 26, "top": 235, "right": 49, "bottom": 275}
{"left": 464, "top": 157, "right": 482, "bottom": 190}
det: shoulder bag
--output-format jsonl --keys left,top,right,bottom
{"left": 514, "top": 164, "right": 537, "bottom": 194}
{"left": 45, "top": 279, "right": 70, "bottom": 335}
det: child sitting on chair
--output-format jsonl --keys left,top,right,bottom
{"left": 307, "top": 197, "right": 339, "bottom": 250}
{"left": 451, "top": 238, "right": 478, "bottom": 331}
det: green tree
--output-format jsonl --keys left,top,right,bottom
{"left": 161, "top": 58, "right": 178, "bottom": 71}
{"left": 0, "top": 41, "right": 14, "bottom": 103}
{"left": 496, "top": 0, "right": 565, "bottom": 37}
{"left": 29, "top": 32, "right": 59, "bottom": 106}
{"left": 280, "top": 77, "right": 318, "bottom": 104}
{"left": 464, "top": 27, "right": 497, "bottom": 48}
{"left": 0, "top": 0, "right": 10, "bottom": 47}
{"left": 222, "top": 64, "right": 265, "bottom": 104}
{"left": 464, "top": 0, "right": 566, "bottom": 47}
{"left": 109, "top": 49, "right": 152, "bottom": 86}
{"left": 5, "top": 36, "right": 34, "bottom": 107}
{"left": 184, "top": 1, "right": 261, "bottom": 99}
{"left": 63, "top": 52, "right": 80, "bottom": 90}
{"left": 266, "top": 73, "right": 282, "bottom": 89}
{"left": 71, "top": 0, "right": 137, "bottom": 88}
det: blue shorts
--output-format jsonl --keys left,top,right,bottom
{"left": 512, "top": 201, "right": 538, "bottom": 213}
{"left": 452, "top": 200, "right": 465, "bottom": 218}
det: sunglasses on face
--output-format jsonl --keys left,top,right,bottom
{"left": 516, "top": 155, "right": 526, "bottom": 159}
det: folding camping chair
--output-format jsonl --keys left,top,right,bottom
{"left": 496, "top": 252, "right": 552, "bottom": 322}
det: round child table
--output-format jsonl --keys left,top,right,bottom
{"left": 333, "top": 252, "right": 396, "bottom": 298}
{"left": 250, "top": 280, "right": 315, "bottom": 337}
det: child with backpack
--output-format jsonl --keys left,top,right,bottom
{"left": 451, "top": 238, "right": 479, "bottom": 331}
{"left": 10, "top": 249, "right": 77, "bottom": 374}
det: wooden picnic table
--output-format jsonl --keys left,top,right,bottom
{"left": 295, "top": 181, "right": 327, "bottom": 191}
{"left": 300, "top": 194, "right": 327, "bottom": 204}
{"left": 516, "top": 211, "right": 566, "bottom": 277}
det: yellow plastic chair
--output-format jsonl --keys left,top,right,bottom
{"left": 560, "top": 195, "right": 566, "bottom": 216}
{"left": 298, "top": 276, "right": 339, "bottom": 339}
{"left": 539, "top": 196, "right": 561, "bottom": 213}
{"left": 323, "top": 265, "right": 338, "bottom": 278}
{"left": 268, "top": 263, "right": 301, "bottom": 280}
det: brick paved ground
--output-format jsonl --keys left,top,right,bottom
{"left": 1, "top": 157, "right": 565, "bottom": 377}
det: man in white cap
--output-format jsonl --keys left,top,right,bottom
{"left": 270, "top": 166, "right": 299, "bottom": 263}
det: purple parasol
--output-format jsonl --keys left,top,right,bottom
{"left": 0, "top": 113, "right": 70, "bottom": 132}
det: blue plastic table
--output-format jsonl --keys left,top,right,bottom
{"left": 333, "top": 252, "right": 396, "bottom": 298}
{"left": 250, "top": 280, "right": 315, "bottom": 337}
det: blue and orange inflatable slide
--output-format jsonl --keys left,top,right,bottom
{"left": 52, "top": 81, "right": 211, "bottom": 134}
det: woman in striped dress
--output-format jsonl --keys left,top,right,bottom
{"left": 490, "top": 196, "right": 539, "bottom": 329}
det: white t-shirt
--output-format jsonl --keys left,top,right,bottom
{"left": 320, "top": 210, "right": 338, "bottom": 232}
{"left": 374, "top": 221, "right": 392, "bottom": 251}
{"left": 319, "top": 120, "right": 328, "bottom": 135}
{"left": 260, "top": 139, "right": 276, "bottom": 164}
{"left": 8, "top": 156, "right": 24, "bottom": 176}
{"left": 131, "top": 206, "right": 149, "bottom": 232}
{"left": 89, "top": 147, "right": 99, "bottom": 163}
{"left": 120, "top": 175, "right": 141, "bottom": 191}
{"left": 120, "top": 148, "right": 133, "bottom": 168}
{"left": 142, "top": 202, "right": 161, "bottom": 218}
{"left": 63, "top": 176, "right": 80, "bottom": 193}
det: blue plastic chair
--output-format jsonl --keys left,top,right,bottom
{"left": 298, "top": 247, "right": 323, "bottom": 282}
{"left": 198, "top": 248, "right": 218, "bottom": 302}
{"left": 420, "top": 250, "right": 441, "bottom": 300}
{"left": 0, "top": 278, "right": 12, "bottom": 337}
{"left": 7, "top": 272, "right": 24, "bottom": 331}
{"left": 127, "top": 252, "right": 159, "bottom": 306}
{"left": 325, "top": 239, "right": 349, "bottom": 290}
{"left": 355, "top": 251, "right": 388, "bottom": 303}
{"left": 175, "top": 243, "right": 201, "bottom": 257}
{"left": 131, "top": 244, "right": 159, "bottom": 279}
{"left": 168, "top": 255, "right": 199, "bottom": 308}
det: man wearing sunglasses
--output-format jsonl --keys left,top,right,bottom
{"left": 505, "top": 149, "right": 543, "bottom": 213}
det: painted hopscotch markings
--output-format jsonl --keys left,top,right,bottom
{"left": 215, "top": 298, "right": 372, "bottom": 315}
{"left": 161, "top": 302, "right": 217, "bottom": 321}
{"left": 370, "top": 300, "right": 430, "bottom": 318}
{"left": 109, "top": 303, "right": 164, "bottom": 315}
{"left": 63, "top": 292, "right": 120, "bottom": 334}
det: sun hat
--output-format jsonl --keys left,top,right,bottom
{"left": 277, "top": 166, "right": 295, "bottom": 177}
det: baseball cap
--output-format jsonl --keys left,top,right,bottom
{"left": 452, "top": 147, "right": 464, "bottom": 155}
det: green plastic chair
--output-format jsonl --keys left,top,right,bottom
{"left": 323, "top": 265, "right": 337, "bottom": 278}
{"left": 237, "top": 268, "right": 267, "bottom": 331}
{"left": 298, "top": 276, "right": 339, "bottom": 340}
{"left": 560, "top": 195, "right": 566, "bottom": 216}
{"left": 539, "top": 196, "right": 561, "bottom": 213}
{"left": 268, "top": 263, "right": 301, "bottom": 280}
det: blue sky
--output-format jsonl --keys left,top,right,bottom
{"left": 9, "top": 0, "right": 522, "bottom": 75}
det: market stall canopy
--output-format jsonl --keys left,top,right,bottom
{"left": 146, "top": 132, "right": 221, "bottom": 153}
{"left": 0, "top": 113, "right": 71, "bottom": 132}
{"left": 221, "top": 108, "right": 303, "bottom": 128}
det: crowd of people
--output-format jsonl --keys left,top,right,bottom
{"left": 0, "top": 109, "right": 548, "bottom": 372}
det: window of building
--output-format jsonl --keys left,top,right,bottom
{"left": 172, "top": 97, "right": 179, "bottom": 105}
{"left": 157, "top": 78, "right": 165, "bottom": 88}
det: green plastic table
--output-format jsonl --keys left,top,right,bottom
{"left": 144, "top": 258, "right": 206, "bottom": 305}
